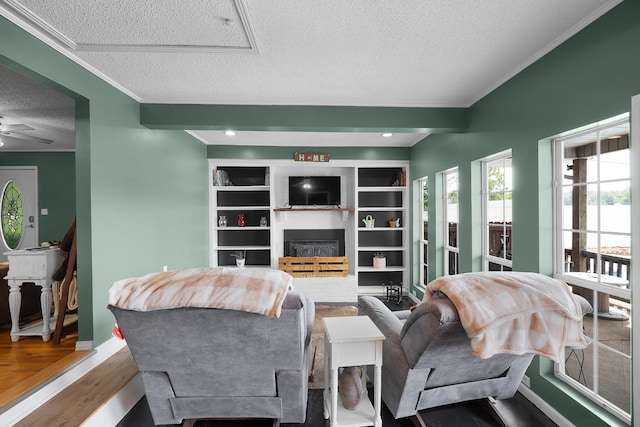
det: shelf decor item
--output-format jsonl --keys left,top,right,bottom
{"left": 218, "top": 215, "right": 227, "bottom": 227}
{"left": 362, "top": 215, "right": 375, "bottom": 228}
{"left": 230, "top": 250, "right": 246, "bottom": 268}
{"left": 338, "top": 366, "right": 362, "bottom": 410}
{"left": 213, "top": 169, "right": 230, "bottom": 186}
{"left": 373, "top": 253, "right": 386, "bottom": 269}
{"left": 238, "top": 213, "right": 245, "bottom": 227}
{"left": 260, "top": 216, "right": 268, "bottom": 227}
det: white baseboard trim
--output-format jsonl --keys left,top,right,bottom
{"left": 0, "top": 337, "right": 127, "bottom": 426}
{"left": 408, "top": 293, "right": 421, "bottom": 304}
{"left": 82, "top": 373, "right": 144, "bottom": 426}
{"left": 75, "top": 340, "right": 93, "bottom": 351}
{"left": 518, "top": 384, "right": 574, "bottom": 427}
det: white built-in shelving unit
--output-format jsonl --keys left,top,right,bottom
{"left": 355, "top": 165, "right": 409, "bottom": 293}
{"left": 210, "top": 164, "right": 273, "bottom": 268}
{"left": 209, "top": 159, "right": 409, "bottom": 298}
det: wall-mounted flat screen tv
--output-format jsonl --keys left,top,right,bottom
{"left": 288, "top": 176, "right": 341, "bottom": 206}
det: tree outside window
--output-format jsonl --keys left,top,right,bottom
{"left": 483, "top": 154, "right": 512, "bottom": 271}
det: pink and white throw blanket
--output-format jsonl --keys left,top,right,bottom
{"left": 109, "top": 267, "right": 293, "bottom": 318}
{"left": 424, "top": 272, "right": 588, "bottom": 362}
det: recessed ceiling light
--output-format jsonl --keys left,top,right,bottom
{"left": 224, "top": 130, "right": 236, "bottom": 136}
{"left": 381, "top": 133, "right": 393, "bottom": 137}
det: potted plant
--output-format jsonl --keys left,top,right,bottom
{"left": 230, "top": 250, "right": 246, "bottom": 268}
{"left": 373, "top": 252, "right": 386, "bottom": 269}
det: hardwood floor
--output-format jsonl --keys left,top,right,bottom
{"left": 0, "top": 320, "right": 88, "bottom": 409}
{"left": 13, "top": 346, "right": 138, "bottom": 427}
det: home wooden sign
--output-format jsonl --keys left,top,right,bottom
{"left": 294, "top": 152, "right": 330, "bottom": 162}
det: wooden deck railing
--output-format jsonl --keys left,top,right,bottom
{"left": 564, "top": 249, "right": 631, "bottom": 281}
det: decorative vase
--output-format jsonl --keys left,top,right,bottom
{"left": 218, "top": 215, "right": 227, "bottom": 227}
{"left": 338, "top": 366, "right": 362, "bottom": 410}
{"left": 373, "top": 257, "right": 386, "bottom": 269}
{"left": 238, "top": 213, "right": 245, "bottom": 227}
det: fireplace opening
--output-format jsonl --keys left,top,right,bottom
{"left": 284, "top": 229, "right": 345, "bottom": 257}
{"left": 289, "top": 240, "right": 339, "bottom": 257}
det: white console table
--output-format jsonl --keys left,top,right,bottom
{"left": 4, "top": 248, "right": 62, "bottom": 342}
{"left": 323, "top": 315, "right": 385, "bottom": 427}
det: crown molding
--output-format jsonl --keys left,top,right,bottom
{"left": 2, "top": 0, "right": 258, "bottom": 54}
{"left": 0, "top": 1, "right": 141, "bottom": 101}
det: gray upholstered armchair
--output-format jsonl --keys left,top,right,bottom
{"left": 108, "top": 270, "right": 315, "bottom": 427}
{"left": 359, "top": 291, "right": 592, "bottom": 427}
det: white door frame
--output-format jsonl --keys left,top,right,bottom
{"left": 631, "top": 93, "right": 639, "bottom": 421}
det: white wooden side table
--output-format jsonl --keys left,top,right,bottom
{"left": 4, "top": 248, "right": 62, "bottom": 342}
{"left": 323, "top": 315, "right": 385, "bottom": 427}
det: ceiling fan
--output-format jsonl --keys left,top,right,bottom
{"left": 0, "top": 115, "right": 53, "bottom": 144}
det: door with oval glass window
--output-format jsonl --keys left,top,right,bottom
{"left": 0, "top": 167, "right": 38, "bottom": 261}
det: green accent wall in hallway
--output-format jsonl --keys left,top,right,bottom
{"left": 0, "top": 152, "right": 75, "bottom": 242}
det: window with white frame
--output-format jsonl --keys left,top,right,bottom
{"left": 554, "top": 116, "right": 631, "bottom": 422}
{"left": 419, "top": 177, "right": 428, "bottom": 288}
{"left": 443, "top": 169, "right": 459, "bottom": 275}
{"left": 482, "top": 154, "right": 513, "bottom": 271}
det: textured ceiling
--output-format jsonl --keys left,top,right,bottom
{"left": 0, "top": 0, "right": 621, "bottom": 150}
{"left": 9, "top": 0, "right": 255, "bottom": 50}
{"left": 0, "top": 64, "right": 75, "bottom": 151}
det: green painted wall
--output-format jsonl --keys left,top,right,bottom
{"left": 410, "top": 1, "right": 638, "bottom": 426}
{"left": 1, "top": 17, "right": 210, "bottom": 345}
{"left": 0, "top": 152, "right": 75, "bottom": 242}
